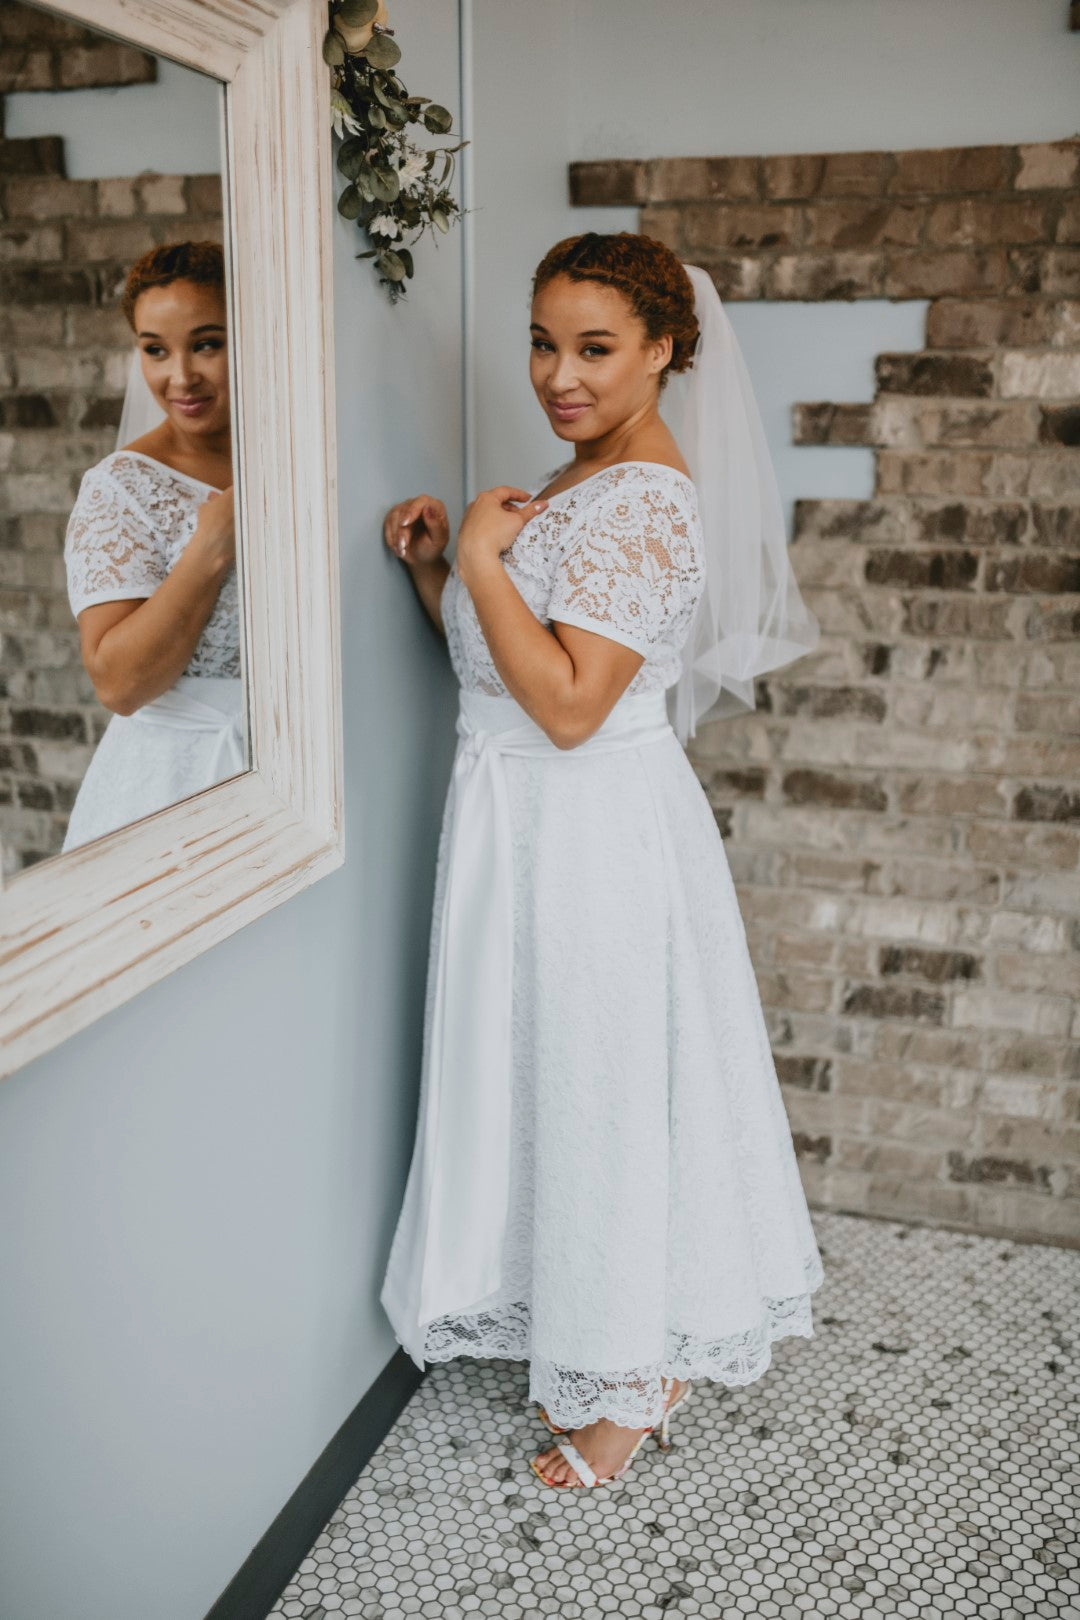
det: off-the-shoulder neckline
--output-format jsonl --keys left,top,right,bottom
{"left": 104, "top": 448, "right": 225, "bottom": 493}
{"left": 531, "top": 459, "right": 696, "bottom": 503}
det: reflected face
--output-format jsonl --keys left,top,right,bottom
{"left": 529, "top": 273, "right": 672, "bottom": 443}
{"left": 133, "top": 279, "right": 230, "bottom": 437}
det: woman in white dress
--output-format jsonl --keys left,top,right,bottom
{"left": 61, "top": 239, "right": 242, "bottom": 853}
{"left": 379, "top": 231, "right": 825, "bottom": 1490}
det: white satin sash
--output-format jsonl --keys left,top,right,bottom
{"left": 128, "top": 674, "right": 246, "bottom": 782}
{"left": 415, "top": 684, "right": 675, "bottom": 1329}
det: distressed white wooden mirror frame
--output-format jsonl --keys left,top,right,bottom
{"left": 0, "top": 0, "right": 344, "bottom": 1078}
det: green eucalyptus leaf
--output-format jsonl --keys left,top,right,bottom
{"left": 367, "top": 103, "right": 386, "bottom": 128}
{"left": 363, "top": 31, "right": 401, "bottom": 68}
{"left": 371, "top": 76, "right": 394, "bottom": 106}
{"left": 356, "top": 160, "right": 377, "bottom": 200}
{"left": 398, "top": 246, "right": 414, "bottom": 278}
{"left": 322, "top": 27, "right": 346, "bottom": 65}
{"left": 384, "top": 101, "right": 409, "bottom": 128}
{"left": 370, "top": 166, "right": 400, "bottom": 202}
{"left": 336, "top": 137, "right": 367, "bottom": 179}
{"left": 337, "top": 183, "right": 362, "bottom": 219}
{"left": 432, "top": 207, "right": 450, "bottom": 233}
{"left": 377, "top": 249, "right": 407, "bottom": 281}
{"left": 422, "top": 103, "right": 453, "bottom": 133}
{"left": 336, "top": 0, "right": 378, "bottom": 24}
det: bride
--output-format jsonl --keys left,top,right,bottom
{"left": 61, "top": 239, "right": 242, "bottom": 853}
{"left": 379, "top": 230, "right": 824, "bottom": 1490}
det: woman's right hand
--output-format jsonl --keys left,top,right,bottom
{"left": 194, "top": 485, "right": 236, "bottom": 577}
{"left": 383, "top": 494, "right": 449, "bottom": 568}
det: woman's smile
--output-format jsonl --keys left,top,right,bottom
{"left": 548, "top": 399, "right": 591, "bottom": 420}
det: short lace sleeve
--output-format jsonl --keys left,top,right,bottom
{"left": 64, "top": 463, "right": 165, "bottom": 618}
{"left": 546, "top": 479, "right": 702, "bottom": 656}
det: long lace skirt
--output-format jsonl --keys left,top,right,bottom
{"left": 380, "top": 723, "right": 824, "bottom": 1431}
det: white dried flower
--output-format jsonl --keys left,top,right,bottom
{"left": 370, "top": 212, "right": 401, "bottom": 239}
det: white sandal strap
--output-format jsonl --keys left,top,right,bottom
{"left": 555, "top": 1438, "right": 598, "bottom": 1487}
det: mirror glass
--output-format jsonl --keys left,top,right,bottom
{"left": 0, "top": 1, "right": 247, "bottom": 881}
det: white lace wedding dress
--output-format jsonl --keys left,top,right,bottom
{"left": 380, "top": 459, "right": 824, "bottom": 1430}
{"left": 61, "top": 449, "right": 244, "bottom": 852}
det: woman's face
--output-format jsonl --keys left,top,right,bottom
{"left": 529, "top": 273, "right": 672, "bottom": 443}
{"left": 133, "top": 278, "right": 230, "bottom": 438}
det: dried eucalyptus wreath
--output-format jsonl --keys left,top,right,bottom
{"left": 324, "top": 0, "right": 467, "bottom": 302}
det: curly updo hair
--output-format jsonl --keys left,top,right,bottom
{"left": 531, "top": 232, "right": 700, "bottom": 393}
{"left": 121, "top": 239, "right": 226, "bottom": 331}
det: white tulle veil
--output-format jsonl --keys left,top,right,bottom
{"left": 660, "top": 262, "right": 820, "bottom": 744}
{"left": 116, "top": 347, "right": 166, "bottom": 450}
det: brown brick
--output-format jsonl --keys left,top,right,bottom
{"left": 765, "top": 252, "right": 884, "bottom": 299}
{"left": 1031, "top": 506, "right": 1080, "bottom": 549}
{"left": 567, "top": 160, "right": 648, "bottom": 206}
{"left": 890, "top": 145, "right": 1016, "bottom": 195}
{"left": 775, "top": 1054, "right": 833, "bottom": 1092}
{"left": 879, "top": 945, "right": 981, "bottom": 983}
{"left": 1014, "top": 140, "right": 1080, "bottom": 191}
{"left": 56, "top": 42, "right": 156, "bottom": 91}
{"left": 865, "top": 549, "right": 980, "bottom": 589}
{"left": 762, "top": 150, "right": 894, "bottom": 199}
{"left": 775, "top": 685, "right": 887, "bottom": 722}
{"left": 2, "top": 176, "right": 96, "bottom": 220}
{"left": 914, "top": 402, "right": 1039, "bottom": 449}
{"left": 792, "top": 499, "right": 905, "bottom": 543}
{"left": 781, "top": 770, "right": 888, "bottom": 812}
{"left": 899, "top": 595, "right": 1015, "bottom": 638}
{"left": 876, "top": 352, "right": 994, "bottom": 397}
{"left": 1015, "top": 248, "right": 1080, "bottom": 297}
{"left": 792, "top": 1131, "right": 832, "bottom": 1163}
{"left": 1039, "top": 406, "right": 1080, "bottom": 448}
{"left": 985, "top": 554, "right": 1080, "bottom": 593}
{"left": 1012, "top": 785, "right": 1080, "bottom": 823}
{"left": 0, "top": 136, "right": 65, "bottom": 177}
{"left": 791, "top": 403, "right": 874, "bottom": 446}
{"left": 842, "top": 983, "right": 946, "bottom": 1023}
{"left": 685, "top": 255, "right": 764, "bottom": 300}
{"left": 804, "top": 200, "right": 923, "bottom": 250}
{"left": 925, "top": 196, "right": 1053, "bottom": 247}
{"left": 679, "top": 202, "right": 801, "bottom": 253}
{"left": 648, "top": 156, "right": 759, "bottom": 203}
{"left": 884, "top": 248, "right": 1010, "bottom": 298}
{"left": 910, "top": 502, "right": 1028, "bottom": 547}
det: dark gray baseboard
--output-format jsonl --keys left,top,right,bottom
{"left": 204, "top": 1349, "right": 426, "bottom": 1620}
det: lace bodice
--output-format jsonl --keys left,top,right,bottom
{"left": 63, "top": 449, "right": 240, "bottom": 679}
{"left": 443, "top": 460, "right": 705, "bottom": 698}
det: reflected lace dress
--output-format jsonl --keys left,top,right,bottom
{"left": 61, "top": 449, "right": 243, "bottom": 852}
{"left": 380, "top": 460, "right": 824, "bottom": 1430}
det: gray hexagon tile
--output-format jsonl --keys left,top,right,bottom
{"left": 266, "top": 1209, "right": 1080, "bottom": 1619}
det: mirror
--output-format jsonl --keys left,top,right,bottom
{"left": 0, "top": 3, "right": 247, "bottom": 880}
{"left": 0, "top": 0, "right": 344, "bottom": 1080}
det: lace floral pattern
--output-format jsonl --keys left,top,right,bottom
{"left": 64, "top": 449, "right": 240, "bottom": 678}
{"left": 423, "top": 1257, "right": 824, "bottom": 1429}
{"left": 443, "top": 461, "right": 704, "bottom": 697}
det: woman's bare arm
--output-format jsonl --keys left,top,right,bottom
{"left": 78, "top": 491, "right": 235, "bottom": 715}
{"left": 458, "top": 551, "right": 643, "bottom": 749}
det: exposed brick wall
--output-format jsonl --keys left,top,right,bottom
{"left": 572, "top": 139, "right": 1080, "bottom": 1248}
{"left": 0, "top": 13, "right": 222, "bottom": 873}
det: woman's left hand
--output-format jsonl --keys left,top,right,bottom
{"left": 455, "top": 486, "right": 547, "bottom": 581}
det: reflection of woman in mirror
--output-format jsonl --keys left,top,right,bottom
{"left": 61, "top": 240, "right": 242, "bottom": 853}
{"left": 378, "top": 233, "right": 823, "bottom": 1490}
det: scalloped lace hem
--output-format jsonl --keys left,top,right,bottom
{"left": 421, "top": 1253, "right": 825, "bottom": 1429}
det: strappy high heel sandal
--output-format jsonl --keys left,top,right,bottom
{"left": 529, "top": 1378, "right": 693, "bottom": 1489}
{"left": 536, "top": 1375, "right": 692, "bottom": 1443}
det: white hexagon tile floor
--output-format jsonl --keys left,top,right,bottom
{"left": 266, "top": 1209, "right": 1080, "bottom": 1620}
